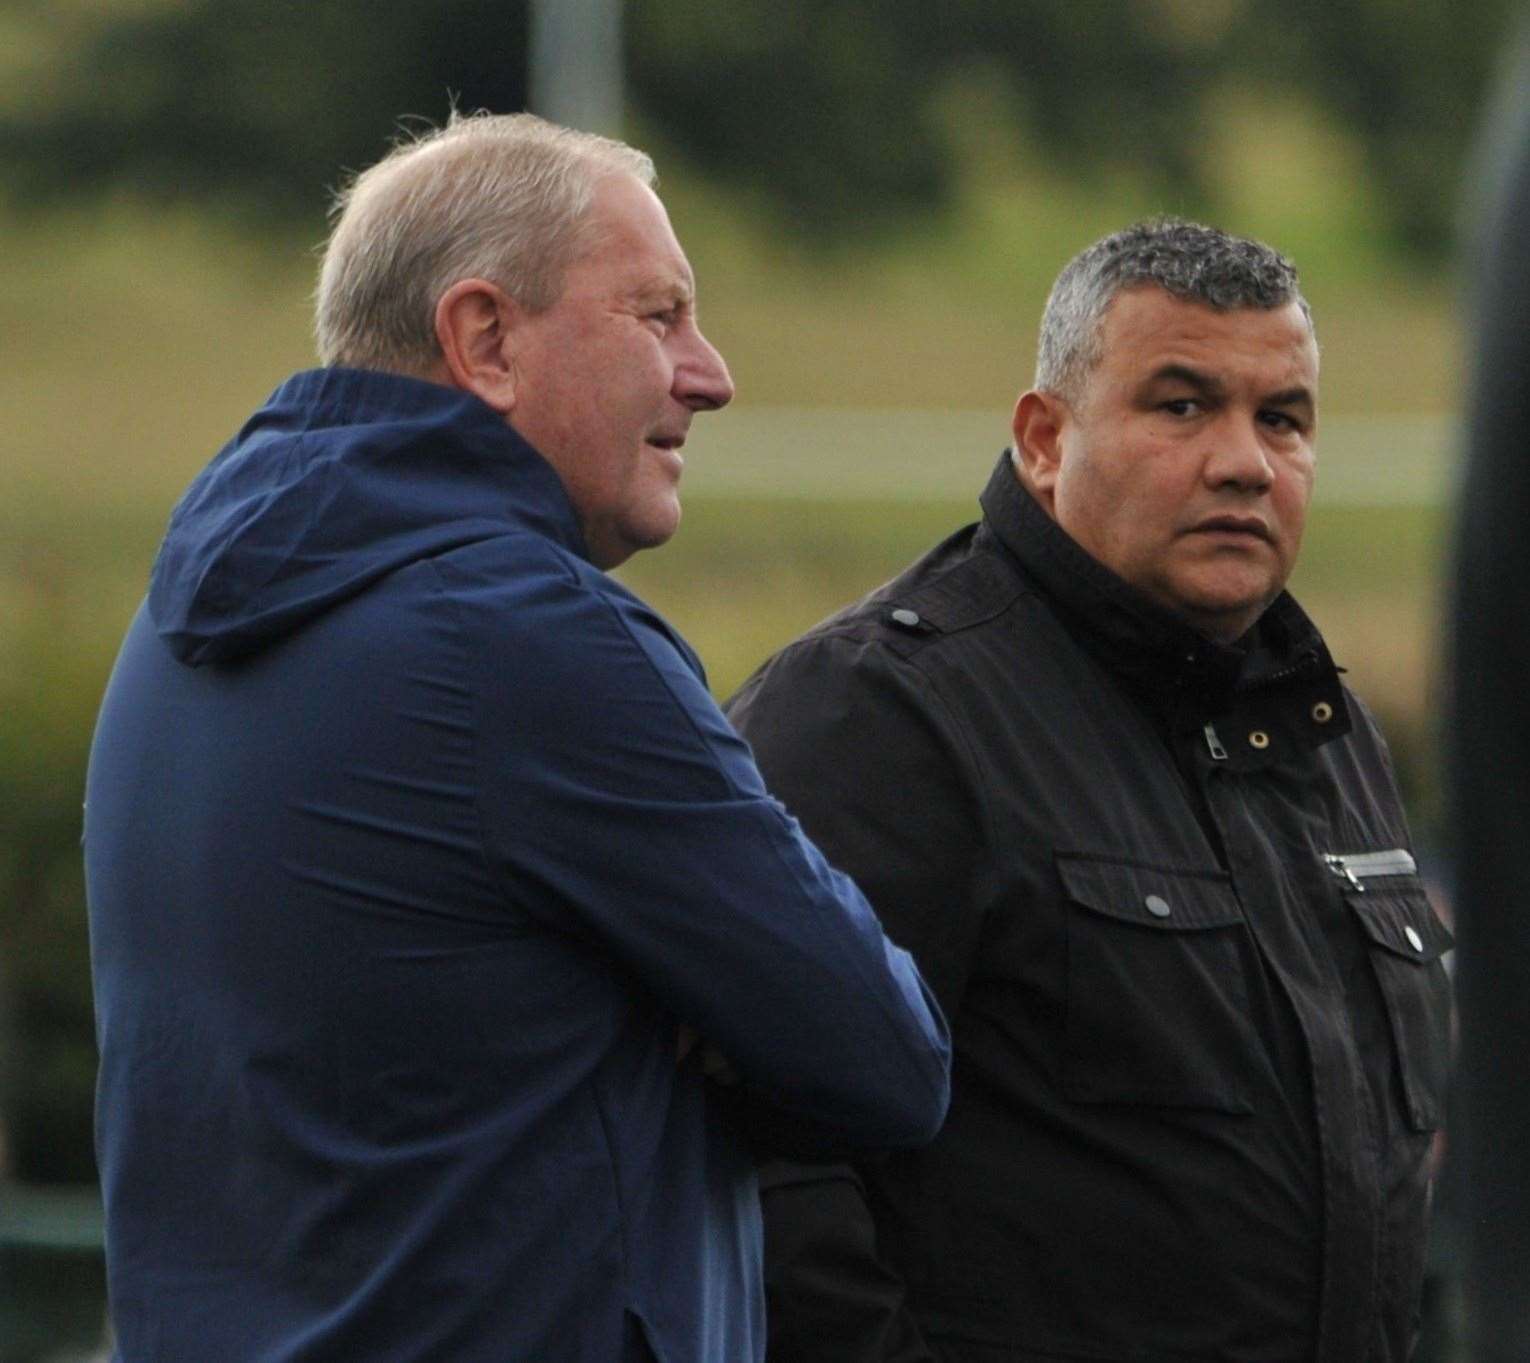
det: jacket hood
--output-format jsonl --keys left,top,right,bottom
{"left": 149, "top": 368, "right": 587, "bottom": 666}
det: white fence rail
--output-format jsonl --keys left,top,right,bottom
{"left": 680, "top": 408, "right": 1460, "bottom": 508}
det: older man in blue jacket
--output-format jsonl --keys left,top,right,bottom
{"left": 83, "top": 113, "right": 950, "bottom": 1363}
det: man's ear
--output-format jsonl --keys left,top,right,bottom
{"left": 1011, "top": 389, "right": 1068, "bottom": 514}
{"left": 433, "top": 279, "right": 520, "bottom": 414}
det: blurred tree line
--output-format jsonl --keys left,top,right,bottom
{"left": 1, "top": 0, "right": 1516, "bottom": 255}
{"left": 0, "top": 0, "right": 1512, "bottom": 1187}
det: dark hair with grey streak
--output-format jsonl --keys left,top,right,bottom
{"left": 315, "top": 111, "right": 654, "bottom": 374}
{"left": 1034, "top": 217, "right": 1313, "bottom": 402}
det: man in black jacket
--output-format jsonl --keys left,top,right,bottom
{"left": 727, "top": 219, "right": 1451, "bottom": 1363}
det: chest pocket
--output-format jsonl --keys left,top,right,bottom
{"left": 1344, "top": 885, "right": 1453, "bottom": 1131}
{"left": 1057, "top": 854, "right": 1257, "bottom": 1114}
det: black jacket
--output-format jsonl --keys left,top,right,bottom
{"left": 727, "top": 456, "right": 1452, "bottom": 1363}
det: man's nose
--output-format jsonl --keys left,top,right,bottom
{"left": 676, "top": 328, "right": 735, "bottom": 412}
{"left": 1205, "top": 417, "right": 1275, "bottom": 490}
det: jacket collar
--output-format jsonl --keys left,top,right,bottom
{"left": 978, "top": 452, "right": 1348, "bottom": 742}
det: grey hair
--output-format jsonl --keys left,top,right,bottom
{"left": 314, "top": 111, "right": 655, "bottom": 373}
{"left": 1034, "top": 217, "right": 1313, "bottom": 402}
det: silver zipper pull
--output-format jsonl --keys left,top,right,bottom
{"left": 1323, "top": 854, "right": 1365, "bottom": 892}
{"left": 1204, "top": 723, "right": 1228, "bottom": 761}
{"left": 1321, "top": 848, "right": 1416, "bottom": 892}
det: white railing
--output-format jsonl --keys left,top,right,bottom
{"left": 678, "top": 408, "right": 1460, "bottom": 507}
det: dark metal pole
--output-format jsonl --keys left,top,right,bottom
{"left": 1448, "top": 18, "right": 1530, "bottom": 1363}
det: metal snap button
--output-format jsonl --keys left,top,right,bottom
{"left": 1405, "top": 925, "right": 1424, "bottom": 952}
{"left": 1144, "top": 894, "right": 1172, "bottom": 918}
{"left": 1249, "top": 730, "right": 1271, "bottom": 750}
{"left": 889, "top": 608, "right": 921, "bottom": 628}
{"left": 1311, "top": 701, "right": 1334, "bottom": 724}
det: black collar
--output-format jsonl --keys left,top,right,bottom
{"left": 977, "top": 452, "right": 1347, "bottom": 740}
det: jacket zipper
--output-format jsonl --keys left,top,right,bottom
{"left": 1321, "top": 848, "right": 1416, "bottom": 892}
{"left": 1242, "top": 647, "right": 1324, "bottom": 694}
{"left": 1203, "top": 723, "right": 1228, "bottom": 761}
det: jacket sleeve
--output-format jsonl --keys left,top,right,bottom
{"left": 459, "top": 550, "right": 951, "bottom": 1148}
{"left": 725, "top": 629, "right": 992, "bottom": 1363}
{"left": 760, "top": 1162, "right": 937, "bottom": 1363}
{"left": 726, "top": 629, "right": 991, "bottom": 1034}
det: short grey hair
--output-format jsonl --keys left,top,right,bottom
{"left": 314, "top": 111, "right": 655, "bottom": 373}
{"left": 1034, "top": 217, "right": 1313, "bottom": 402}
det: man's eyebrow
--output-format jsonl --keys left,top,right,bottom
{"left": 1264, "top": 385, "right": 1316, "bottom": 412}
{"left": 633, "top": 275, "right": 695, "bottom": 307}
{"left": 1140, "top": 363, "right": 1224, "bottom": 396}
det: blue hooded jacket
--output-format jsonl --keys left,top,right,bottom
{"left": 84, "top": 368, "right": 949, "bottom": 1362}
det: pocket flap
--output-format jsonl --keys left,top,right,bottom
{"left": 1056, "top": 855, "right": 1242, "bottom": 931}
{"left": 1346, "top": 887, "right": 1454, "bottom": 963}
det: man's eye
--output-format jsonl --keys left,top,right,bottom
{"left": 647, "top": 309, "right": 679, "bottom": 330}
{"left": 1260, "top": 410, "right": 1300, "bottom": 432}
{"left": 1161, "top": 398, "right": 1199, "bottom": 417}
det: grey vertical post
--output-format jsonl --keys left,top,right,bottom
{"left": 528, "top": 0, "right": 625, "bottom": 136}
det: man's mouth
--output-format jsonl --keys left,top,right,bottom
{"left": 1188, "top": 515, "right": 1271, "bottom": 541}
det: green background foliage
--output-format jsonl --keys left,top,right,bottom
{"left": 0, "top": 0, "right": 1516, "bottom": 252}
